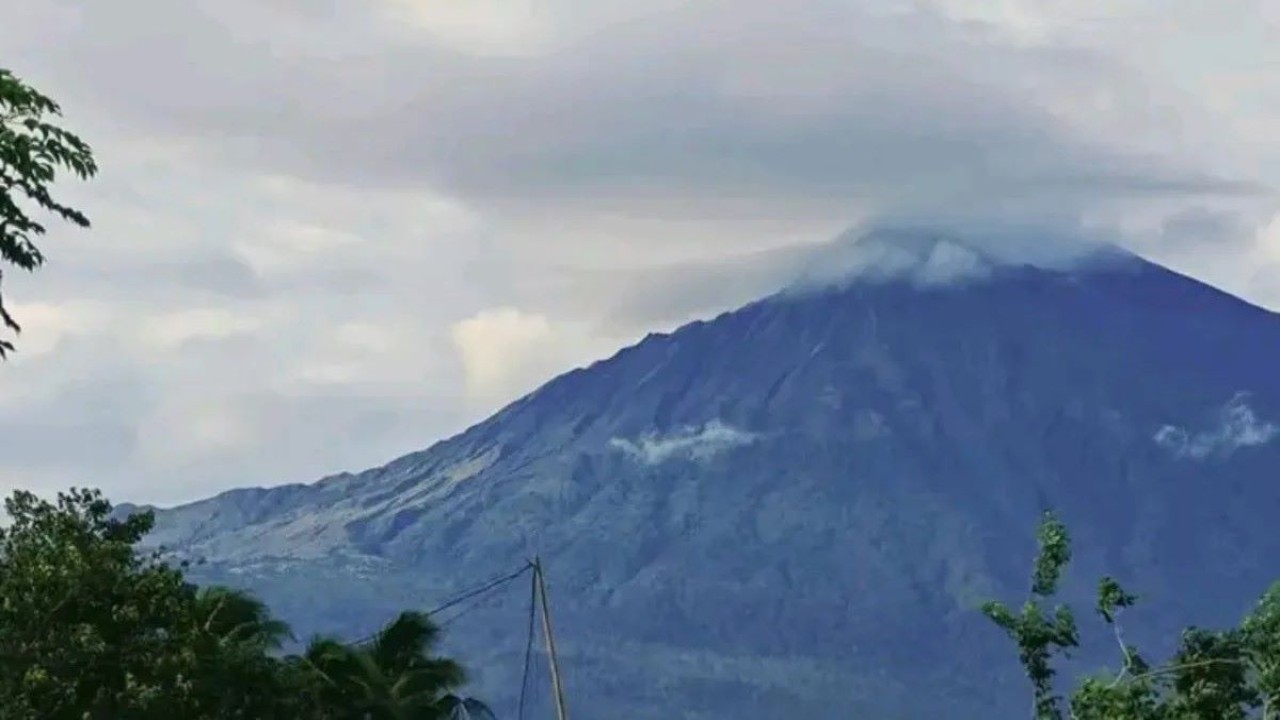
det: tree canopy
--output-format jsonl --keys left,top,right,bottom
{"left": 0, "top": 67, "right": 97, "bottom": 357}
{"left": 0, "top": 488, "right": 491, "bottom": 719}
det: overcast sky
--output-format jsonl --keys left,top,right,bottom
{"left": 1, "top": 0, "right": 1277, "bottom": 505}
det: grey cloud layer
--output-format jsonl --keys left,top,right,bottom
{"left": 8, "top": 0, "right": 1260, "bottom": 220}
{"left": 0, "top": 0, "right": 1276, "bottom": 503}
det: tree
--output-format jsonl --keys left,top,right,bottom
{"left": 0, "top": 488, "right": 196, "bottom": 718}
{"left": 192, "top": 585, "right": 293, "bottom": 651}
{"left": 0, "top": 486, "right": 492, "bottom": 719}
{"left": 299, "top": 610, "right": 485, "bottom": 720}
{"left": 186, "top": 586, "right": 300, "bottom": 719}
{"left": 0, "top": 68, "right": 97, "bottom": 357}
{"left": 981, "top": 511, "right": 1080, "bottom": 720}
{"left": 985, "top": 511, "right": 1280, "bottom": 719}
{"left": 0, "top": 488, "right": 287, "bottom": 718}
{"left": 1242, "top": 585, "right": 1280, "bottom": 719}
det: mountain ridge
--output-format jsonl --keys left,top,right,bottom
{"left": 138, "top": 235, "right": 1280, "bottom": 719}
{"left": 132, "top": 237, "right": 1271, "bottom": 519}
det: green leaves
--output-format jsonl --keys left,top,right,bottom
{"left": 193, "top": 586, "right": 293, "bottom": 650}
{"left": 0, "top": 487, "right": 490, "bottom": 719}
{"left": 1031, "top": 511, "right": 1070, "bottom": 598}
{"left": 1242, "top": 583, "right": 1280, "bottom": 718}
{"left": 1097, "top": 576, "right": 1137, "bottom": 625}
{"left": 986, "top": 513, "right": 1280, "bottom": 720}
{"left": 1166, "top": 627, "right": 1254, "bottom": 720}
{"left": 300, "top": 611, "right": 476, "bottom": 720}
{"left": 0, "top": 488, "right": 190, "bottom": 718}
{"left": 982, "top": 511, "right": 1080, "bottom": 720}
{"left": 0, "top": 68, "right": 98, "bottom": 357}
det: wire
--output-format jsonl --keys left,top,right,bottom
{"left": 516, "top": 567, "right": 538, "bottom": 720}
{"left": 345, "top": 562, "right": 533, "bottom": 647}
{"left": 436, "top": 582, "right": 507, "bottom": 628}
{"left": 429, "top": 563, "right": 532, "bottom": 619}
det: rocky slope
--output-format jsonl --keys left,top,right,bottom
{"left": 138, "top": 234, "right": 1280, "bottom": 719}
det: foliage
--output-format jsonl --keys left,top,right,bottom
{"left": 299, "top": 611, "right": 484, "bottom": 720}
{"left": 985, "top": 510, "right": 1280, "bottom": 719}
{"left": 0, "top": 488, "right": 489, "bottom": 719}
{"left": 982, "top": 511, "right": 1080, "bottom": 719}
{"left": 0, "top": 68, "right": 97, "bottom": 357}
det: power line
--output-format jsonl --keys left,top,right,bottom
{"left": 328, "top": 559, "right": 557, "bottom": 719}
{"left": 428, "top": 563, "right": 533, "bottom": 619}
{"left": 345, "top": 562, "right": 533, "bottom": 647}
{"left": 436, "top": 581, "right": 511, "bottom": 629}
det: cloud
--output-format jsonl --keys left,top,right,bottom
{"left": 0, "top": 301, "right": 110, "bottom": 359}
{"left": 377, "top": 0, "right": 554, "bottom": 55}
{"left": 449, "top": 307, "right": 614, "bottom": 407}
{"left": 0, "top": 0, "right": 1276, "bottom": 505}
{"left": 5, "top": 0, "right": 1266, "bottom": 225}
{"left": 7, "top": 1, "right": 1275, "bottom": 290}
{"left": 610, "top": 421, "right": 759, "bottom": 465}
{"left": 0, "top": 156, "right": 482, "bottom": 504}
{"left": 794, "top": 228, "right": 1025, "bottom": 291}
{"left": 450, "top": 308, "right": 555, "bottom": 401}
{"left": 138, "top": 308, "right": 266, "bottom": 352}
{"left": 1154, "top": 393, "right": 1280, "bottom": 460}
{"left": 1157, "top": 207, "right": 1258, "bottom": 252}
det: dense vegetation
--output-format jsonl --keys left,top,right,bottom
{"left": 0, "top": 488, "right": 493, "bottom": 719}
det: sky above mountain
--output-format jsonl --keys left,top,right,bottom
{"left": 0, "top": 0, "right": 1277, "bottom": 504}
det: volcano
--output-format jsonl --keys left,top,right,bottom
{"left": 138, "top": 231, "right": 1280, "bottom": 719}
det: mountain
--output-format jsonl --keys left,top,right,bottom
{"left": 139, "top": 232, "right": 1280, "bottom": 719}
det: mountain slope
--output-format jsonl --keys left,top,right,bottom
{"left": 143, "top": 239, "right": 1280, "bottom": 719}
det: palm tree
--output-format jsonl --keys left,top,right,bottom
{"left": 300, "top": 611, "right": 490, "bottom": 720}
{"left": 184, "top": 586, "right": 297, "bottom": 719}
{"left": 193, "top": 585, "right": 293, "bottom": 649}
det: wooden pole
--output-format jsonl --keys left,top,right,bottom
{"left": 534, "top": 556, "right": 570, "bottom": 720}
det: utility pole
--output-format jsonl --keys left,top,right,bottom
{"left": 533, "top": 556, "right": 570, "bottom": 720}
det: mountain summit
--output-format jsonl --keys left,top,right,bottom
{"left": 144, "top": 230, "right": 1280, "bottom": 719}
